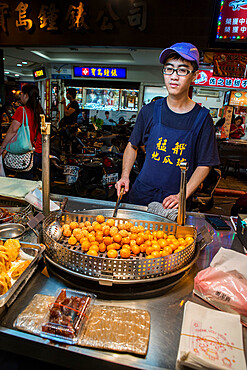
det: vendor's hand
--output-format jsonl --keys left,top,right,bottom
{"left": 115, "top": 177, "right": 129, "bottom": 196}
{"left": 162, "top": 193, "right": 180, "bottom": 209}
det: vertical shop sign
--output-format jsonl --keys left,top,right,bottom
{"left": 221, "top": 106, "right": 234, "bottom": 139}
{"left": 46, "top": 79, "right": 50, "bottom": 117}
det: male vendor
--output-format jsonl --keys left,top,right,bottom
{"left": 116, "top": 42, "right": 220, "bottom": 209}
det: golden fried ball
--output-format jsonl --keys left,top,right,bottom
{"left": 96, "top": 215, "right": 105, "bottom": 224}
{"left": 124, "top": 222, "right": 134, "bottom": 231}
{"left": 106, "top": 218, "right": 115, "bottom": 227}
{"left": 63, "top": 228, "right": 72, "bottom": 237}
{"left": 68, "top": 235, "right": 77, "bottom": 245}
{"left": 109, "top": 226, "right": 118, "bottom": 237}
{"left": 102, "top": 225, "right": 110, "bottom": 236}
{"left": 62, "top": 224, "right": 70, "bottom": 231}
{"left": 117, "top": 223, "right": 125, "bottom": 231}
{"left": 70, "top": 221, "right": 79, "bottom": 230}
{"left": 73, "top": 228, "right": 84, "bottom": 241}
{"left": 81, "top": 240, "right": 90, "bottom": 252}
{"left": 130, "top": 226, "right": 139, "bottom": 234}
{"left": 119, "top": 229, "right": 129, "bottom": 238}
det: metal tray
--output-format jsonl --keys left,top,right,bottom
{"left": 0, "top": 204, "right": 32, "bottom": 224}
{"left": 0, "top": 242, "right": 45, "bottom": 308}
{"left": 83, "top": 208, "right": 172, "bottom": 222}
{"left": 0, "top": 223, "right": 26, "bottom": 239}
{"left": 43, "top": 212, "right": 196, "bottom": 285}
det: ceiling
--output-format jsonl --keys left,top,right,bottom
{"left": 2, "top": 46, "right": 162, "bottom": 79}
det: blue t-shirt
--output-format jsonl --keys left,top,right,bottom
{"left": 130, "top": 98, "right": 220, "bottom": 168}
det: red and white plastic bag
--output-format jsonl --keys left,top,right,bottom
{"left": 194, "top": 248, "right": 247, "bottom": 323}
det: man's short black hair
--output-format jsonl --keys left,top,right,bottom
{"left": 163, "top": 52, "right": 198, "bottom": 72}
{"left": 105, "top": 111, "right": 109, "bottom": 115}
{"left": 67, "top": 88, "right": 77, "bottom": 99}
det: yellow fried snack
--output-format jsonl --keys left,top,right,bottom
{"left": 68, "top": 235, "right": 77, "bottom": 245}
{"left": 0, "top": 261, "right": 6, "bottom": 274}
{"left": 70, "top": 221, "right": 79, "bottom": 230}
{"left": 72, "top": 228, "right": 84, "bottom": 241}
{"left": 61, "top": 224, "right": 70, "bottom": 231}
{"left": 11, "top": 261, "right": 31, "bottom": 279}
{"left": 0, "top": 252, "right": 11, "bottom": 271}
{"left": 4, "top": 239, "right": 21, "bottom": 262}
{"left": 63, "top": 228, "right": 72, "bottom": 237}
{"left": 0, "top": 272, "right": 11, "bottom": 295}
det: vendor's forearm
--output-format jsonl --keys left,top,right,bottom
{"left": 121, "top": 142, "right": 138, "bottom": 178}
{"left": 186, "top": 166, "right": 211, "bottom": 198}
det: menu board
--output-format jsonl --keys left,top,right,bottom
{"left": 229, "top": 90, "right": 247, "bottom": 106}
{"left": 213, "top": 53, "right": 247, "bottom": 78}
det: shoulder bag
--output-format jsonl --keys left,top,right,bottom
{"left": 4, "top": 108, "right": 36, "bottom": 172}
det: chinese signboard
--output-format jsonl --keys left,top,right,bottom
{"left": 74, "top": 66, "right": 126, "bottom": 79}
{"left": 0, "top": 0, "right": 149, "bottom": 47}
{"left": 216, "top": 0, "right": 247, "bottom": 40}
{"left": 191, "top": 70, "right": 247, "bottom": 89}
{"left": 0, "top": 1, "right": 215, "bottom": 49}
{"left": 213, "top": 53, "right": 247, "bottom": 77}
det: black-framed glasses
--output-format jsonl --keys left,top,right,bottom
{"left": 162, "top": 66, "right": 195, "bottom": 76}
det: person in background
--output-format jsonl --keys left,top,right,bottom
{"left": 77, "top": 109, "right": 89, "bottom": 127}
{"left": 104, "top": 111, "right": 111, "bottom": 125}
{"left": 0, "top": 84, "right": 43, "bottom": 180}
{"left": 230, "top": 116, "right": 245, "bottom": 139}
{"left": 116, "top": 42, "right": 220, "bottom": 209}
{"left": 104, "top": 111, "right": 116, "bottom": 126}
{"left": 61, "top": 88, "right": 79, "bottom": 127}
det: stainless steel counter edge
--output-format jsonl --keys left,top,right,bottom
{"left": 0, "top": 194, "right": 246, "bottom": 370}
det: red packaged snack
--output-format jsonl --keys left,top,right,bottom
{"left": 41, "top": 288, "right": 96, "bottom": 344}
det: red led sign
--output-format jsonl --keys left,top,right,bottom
{"left": 216, "top": 0, "right": 247, "bottom": 40}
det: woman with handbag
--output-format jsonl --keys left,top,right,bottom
{"left": 0, "top": 84, "right": 43, "bottom": 180}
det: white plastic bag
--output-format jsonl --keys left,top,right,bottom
{"left": 0, "top": 155, "right": 6, "bottom": 177}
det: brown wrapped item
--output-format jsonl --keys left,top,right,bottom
{"left": 15, "top": 296, "right": 151, "bottom": 356}
{"left": 15, "top": 294, "right": 55, "bottom": 335}
{"left": 79, "top": 305, "right": 151, "bottom": 356}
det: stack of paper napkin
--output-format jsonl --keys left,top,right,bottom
{"left": 176, "top": 301, "right": 246, "bottom": 369}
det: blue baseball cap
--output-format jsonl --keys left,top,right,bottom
{"left": 159, "top": 42, "right": 199, "bottom": 68}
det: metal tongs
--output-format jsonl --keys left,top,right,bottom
{"left": 177, "top": 162, "right": 188, "bottom": 226}
{"left": 113, "top": 187, "right": 125, "bottom": 218}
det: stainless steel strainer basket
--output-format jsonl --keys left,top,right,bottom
{"left": 43, "top": 212, "right": 197, "bottom": 285}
